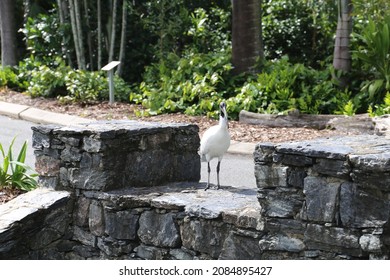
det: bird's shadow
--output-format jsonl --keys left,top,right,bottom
{"left": 200, "top": 182, "right": 257, "bottom": 196}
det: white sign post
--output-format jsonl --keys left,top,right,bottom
{"left": 102, "top": 61, "right": 121, "bottom": 104}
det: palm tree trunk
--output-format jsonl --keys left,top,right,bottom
{"left": 232, "top": 0, "right": 263, "bottom": 74}
{"left": 117, "top": 0, "right": 128, "bottom": 76}
{"left": 97, "top": 0, "right": 102, "bottom": 69}
{"left": 57, "top": 0, "right": 73, "bottom": 67}
{"left": 69, "top": 0, "right": 82, "bottom": 69}
{"left": 333, "top": 0, "right": 353, "bottom": 87}
{"left": 74, "top": 0, "right": 86, "bottom": 69}
{"left": 0, "top": 0, "right": 18, "bottom": 66}
{"left": 83, "top": 0, "right": 94, "bottom": 70}
{"left": 108, "top": 0, "right": 118, "bottom": 63}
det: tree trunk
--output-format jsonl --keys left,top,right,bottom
{"left": 232, "top": 0, "right": 263, "bottom": 75}
{"left": 97, "top": 0, "right": 102, "bottom": 69}
{"left": 57, "top": 0, "right": 73, "bottom": 67}
{"left": 74, "top": 0, "right": 86, "bottom": 69}
{"left": 0, "top": 0, "right": 18, "bottom": 67}
{"left": 108, "top": 0, "right": 118, "bottom": 63}
{"left": 83, "top": 0, "right": 94, "bottom": 70}
{"left": 333, "top": 0, "right": 353, "bottom": 87}
{"left": 69, "top": 0, "right": 82, "bottom": 69}
{"left": 117, "top": 0, "right": 128, "bottom": 76}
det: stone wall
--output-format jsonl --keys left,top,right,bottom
{"left": 0, "top": 188, "right": 72, "bottom": 259}
{"left": 32, "top": 120, "right": 200, "bottom": 191}
{"left": 254, "top": 135, "right": 390, "bottom": 259}
{"left": 1, "top": 120, "right": 263, "bottom": 260}
{"left": 1, "top": 121, "right": 390, "bottom": 259}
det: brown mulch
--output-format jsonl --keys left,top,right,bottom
{"left": 0, "top": 187, "right": 25, "bottom": 205}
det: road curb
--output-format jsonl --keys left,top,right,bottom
{"left": 0, "top": 100, "right": 255, "bottom": 155}
{"left": 0, "top": 101, "right": 91, "bottom": 126}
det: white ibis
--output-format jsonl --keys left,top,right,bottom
{"left": 200, "top": 101, "right": 231, "bottom": 190}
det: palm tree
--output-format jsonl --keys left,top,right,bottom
{"left": 333, "top": 0, "right": 353, "bottom": 88}
{"left": 0, "top": 0, "right": 18, "bottom": 66}
{"left": 232, "top": 0, "right": 263, "bottom": 75}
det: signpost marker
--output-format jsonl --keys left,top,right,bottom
{"left": 102, "top": 61, "right": 121, "bottom": 104}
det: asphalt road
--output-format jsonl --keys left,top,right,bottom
{"left": 0, "top": 115, "right": 256, "bottom": 189}
{"left": 0, "top": 115, "right": 36, "bottom": 169}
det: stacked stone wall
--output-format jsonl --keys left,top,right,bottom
{"left": 1, "top": 121, "right": 390, "bottom": 259}
{"left": 254, "top": 135, "right": 390, "bottom": 259}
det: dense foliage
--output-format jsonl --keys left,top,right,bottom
{"left": 1, "top": 0, "right": 390, "bottom": 118}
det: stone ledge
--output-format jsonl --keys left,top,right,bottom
{"left": 85, "top": 183, "right": 263, "bottom": 231}
{"left": 33, "top": 120, "right": 201, "bottom": 191}
{"left": 254, "top": 134, "right": 390, "bottom": 259}
{"left": 0, "top": 188, "right": 72, "bottom": 259}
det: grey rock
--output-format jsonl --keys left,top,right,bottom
{"left": 219, "top": 231, "right": 262, "bottom": 259}
{"left": 104, "top": 210, "right": 139, "bottom": 240}
{"left": 349, "top": 153, "right": 390, "bottom": 172}
{"left": 61, "top": 145, "right": 82, "bottom": 162}
{"left": 82, "top": 136, "right": 104, "bottom": 152}
{"left": 305, "top": 224, "right": 361, "bottom": 256}
{"left": 313, "top": 158, "right": 351, "bottom": 178}
{"left": 259, "top": 233, "right": 305, "bottom": 253}
{"left": 97, "top": 237, "right": 134, "bottom": 257}
{"left": 255, "top": 165, "right": 288, "bottom": 188}
{"left": 258, "top": 189, "right": 303, "bottom": 218}
{"left": 287, "top": 168, "right": 307, "bottom": 188}
{"left": 359, "top": 234, "right": 383, "bottom": 253}
{"left": 350, "top": 170, "right": 390, "bottom": 191}
{"left": 35, "top": 155, "right": 61, "bottom": 176}
{"left": 276, "top": 139, "right": 353, "bottom": 160}
{"left": 74, "top": 197, "right": 91, "bottom": 227}
{"left": 253, "top": 143, "right": 275, "bottom": 164}
{"left": 303, "top": 176, "right": 341, "bottom": 223}
{"left": 134, "top": 244, "right": 169, "bottom": 260}
{"left": 138, "top": 211, "right": 181, "bottom": 248}
{"left": 169, "top": 248, "right": 196, "bottom": 260}
{"left": 89, "top": 202, "right": 105, "bottom": 236}
{"left": 280, "top": 154, "right": 314, "bottom": 167}
{"left": 340, "top": 182, "right": 390, "bottom": 228}
{"left": 180, "top": 219, "right": 230, "bottom": 259}
{"left": 73, "top": 226, "right": 97, "bottom": 247}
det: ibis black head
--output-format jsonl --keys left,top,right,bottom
{"left": 219, "top": 101, "right": 227, "bottom": 119}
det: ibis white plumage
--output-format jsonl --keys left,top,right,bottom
{"left": 200, "top": 101, "right": 231, "bottom": 190}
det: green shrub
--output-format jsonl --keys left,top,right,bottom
{"left": 18, "top": 56, "right": 131, "bottom": 103}
{"left": 227, "top": 58, "right": 351, "bottom": 117}
{"left": 353, "top": 16, "right": 390, "bottom": 105}
{"left": 0, "top": 138, "right": 38, "bottom": 192}
{"left": 368, "top": 92, "right": 390, "bottom": 116}
{"left": 20, "top": 13, "right": 69, "bottom": 65}
{"left": 133, "top": 49, "right": 237, "bottom": 118}
{"left": 262, "top": 0, "right": 336, "bottom": 67}
{"left": 18, "top": 57, "right": 69, "bottom": 97}
{"left": 0, "top": 67, "right": 19, "bottom": 89}
{"left": 63, "top": 70, "right": 106, "bottom": 102}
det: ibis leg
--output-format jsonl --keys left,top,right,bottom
{"left": 216, "top": 160, "right": 221, "bottom": 189}
{"left": 204, "top": 161, "right": 211, "bottom": 190}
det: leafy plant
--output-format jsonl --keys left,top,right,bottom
{"left": 18, "top": 56, "right": 70, "bottom": 98}
{"left": 0, "top": 138, "right": 38, "bottom": 192}
{"left": 133, "top": 49, "right": 236, "bottom": 118}
{"left": 368, "top": 92, "right": 390, "bottom": 116}
{"left": 262, "top": 0, "right": 336, "bottom": 67}
{"left": 353, "top": 16, "right": 390, "bottom": 105}
{"left": 0, "top": 67, "right": 19, "bottom": 89}
{"left": 19, "top": 13, "right": 70, "bottom": 65}
{"left": 228, "top": 58, "right": 348, "bottom": 117}
{"left": 63, "top": 70, "right": 107, "bottom": 102}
